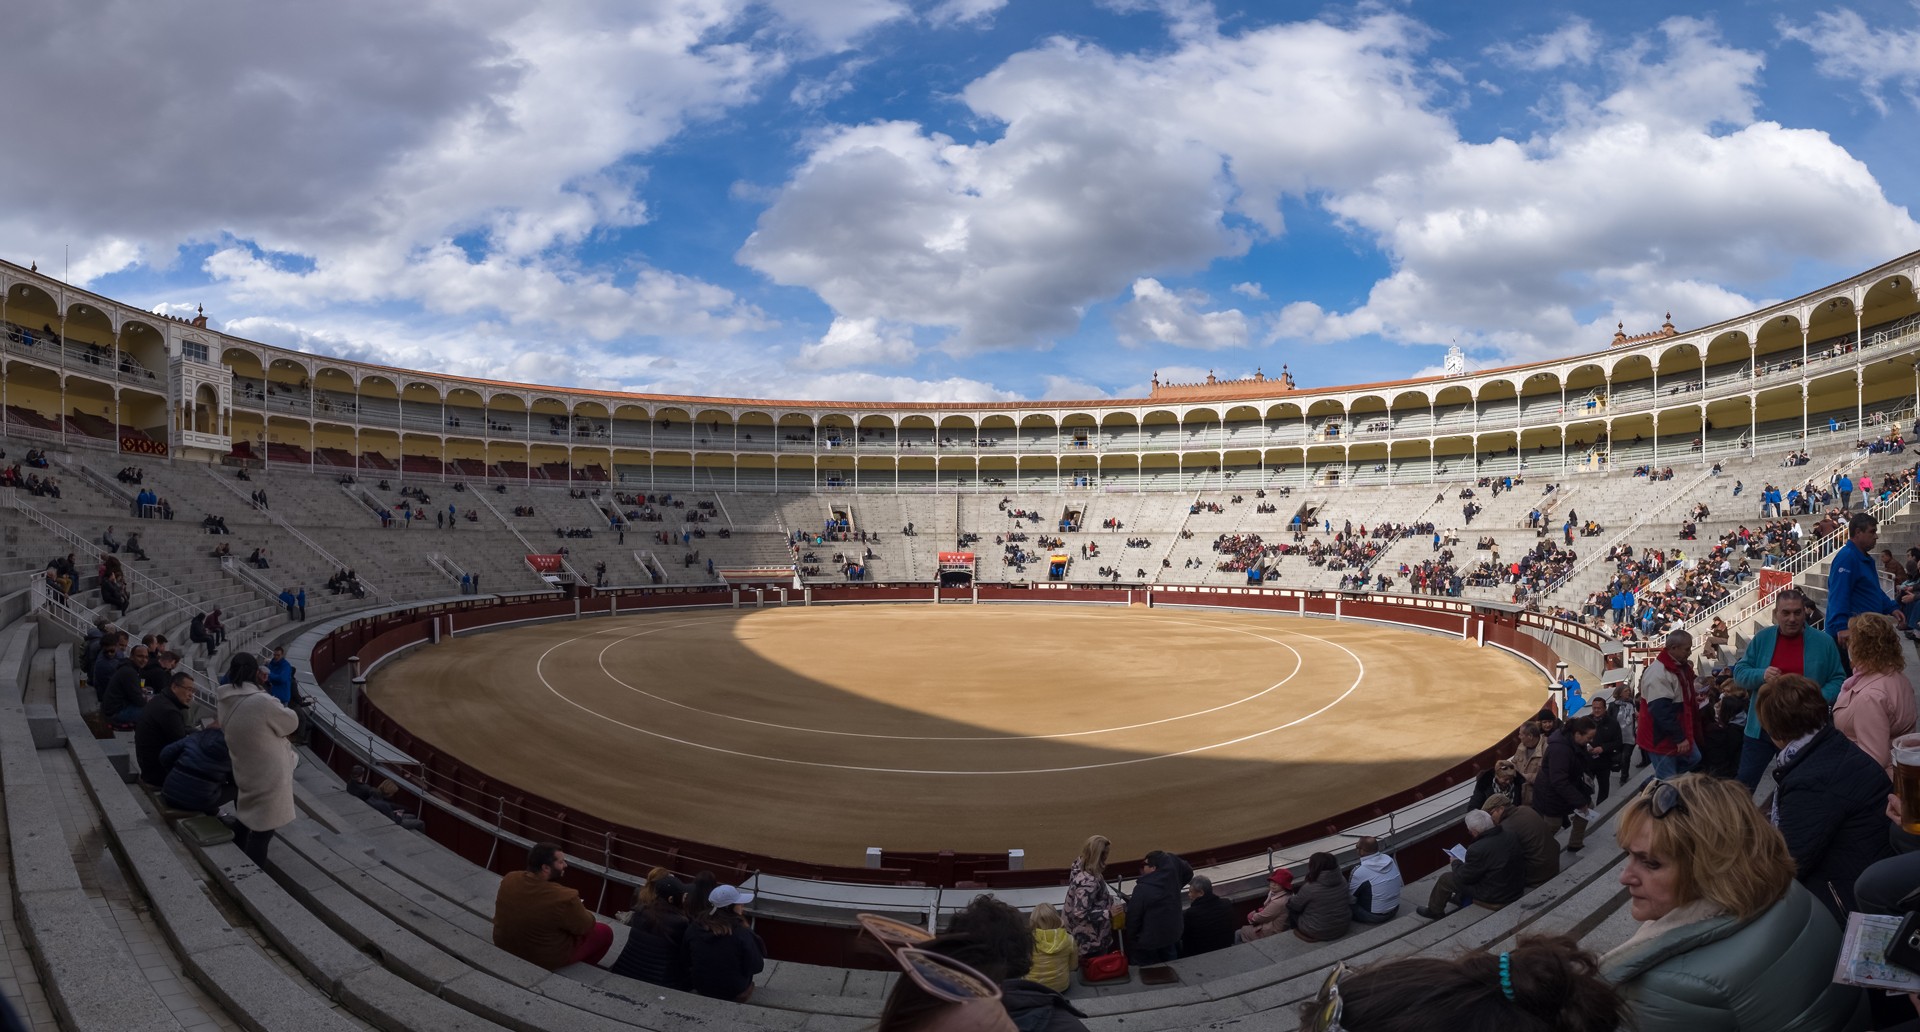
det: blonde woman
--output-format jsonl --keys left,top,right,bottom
{"left": 1026, "top": 903, "right": 1075, "bottom": 993}
{"left": 1832, "top": 611, "right": 1916, "bottom": 775}
{"left": 1600, "top": 774, "right": 1864, "bottom": 1030}
{"left": 1062, "top": 835, "right": 1119, "bottom": 957}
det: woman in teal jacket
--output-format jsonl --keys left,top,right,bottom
{"left": 1601, "top": 774, "right": 1865, "bottom": 1032}
{"left": 1731, "top": 589, "right": 1845, "bottom": 787}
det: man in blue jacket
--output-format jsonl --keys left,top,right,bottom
{"left": 1826, "top": 513, "right": 1910, "bottom": 658}
{"left": 1733, "top": 588, "right": 1845, "bottom": 787}
{"left": 1836, "top": 472, "right": 1854, "bottom": 510}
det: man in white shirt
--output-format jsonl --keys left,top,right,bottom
{"left": 1347, "top": 836, "right": 1402, "bottom": 924}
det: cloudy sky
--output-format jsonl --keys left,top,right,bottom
{"left": 10, "top": 0, "right": 1920, "bottom": 402}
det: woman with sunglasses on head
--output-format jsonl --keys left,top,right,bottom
{"left": 1600, "top": 773, "right": 1866, "bottom": 1031}
{"left": 1292, "top": 934, "right": 1622, "bottom": 1032}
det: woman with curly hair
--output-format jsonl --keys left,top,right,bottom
{"left": 1832, "top": 611, "right": 1916, "bottom": 775}
{"left": 1295, "top": 934, "right": 1624, "bottom": 1032}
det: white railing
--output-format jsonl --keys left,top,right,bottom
{"left": 1533, "top": 464, "right": 1719, "bottom": 600}
{"left": 28, "top": 570, "right": 95, "bottom": 638}
{"left": 632, "top": 551, "right": 666, "bottom": 582}
{"left": 199, "top": 466, "right": 388, "bottom": 603}
{"left": 219, "top": 555, "right": 285, "bottom": 601}
{"left": 1689, "top": 479, "right": 1918, "bottom": 635}
{"left": 424, "top": 552, "right": 469, "bottom": 587}
{"left": 5, "top": 494, "right": 202, "bottom": 616}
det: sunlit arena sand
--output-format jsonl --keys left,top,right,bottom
{"left": 367, "top": 604, "right": 1545, "bottom": 866}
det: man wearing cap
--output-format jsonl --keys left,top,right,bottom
{"left": 1178, "top": 875, "right": 1236, "bottom": 957}
{"left": 1417, "top": 809, "right": 1526, "bottom": 919}
{"left": 1481, "top": 793, "right": 1559, "bottom": 887}
{"left": 492, "top": 842, "right": 612, "bottom": 969}
{"left": 1346, "top": 837, "right": 1402, "bottom": 924}
{"left": 1122, "top": 850, "right": 1193, "bottom": 964}
{"left": 686, "top": 884, "right": 766, "bottom": 1001}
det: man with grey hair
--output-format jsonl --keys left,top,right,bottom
{"left": 1178, "top": 874, "right": 1235, "bottom": 958}
{"left": 1417, "top": 809, "right": 1526, "bottom": 919}
{"left": 1637, "top": 628, "right": 1701, "bottom": 779}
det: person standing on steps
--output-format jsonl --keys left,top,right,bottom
{"left": 217, "top": 652, "right": 299, "bottom": 864}
{"left": 1732, "top": 587, "right": 1844, "bottom": 788}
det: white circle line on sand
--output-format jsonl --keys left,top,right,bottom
{"left": 581, "top": 614, "right": 1305, "bottom": 741}
{"left": 529, "top": 614, "right": 1368, "bottom": 775}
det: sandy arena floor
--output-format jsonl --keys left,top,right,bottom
{"left": 366, "top": 604, "right": 1547, "bottom": 868}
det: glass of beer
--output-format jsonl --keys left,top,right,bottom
{"left": 1895, "top": 734, "right": 1920, "bottom": 835}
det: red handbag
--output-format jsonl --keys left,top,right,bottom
{"left": 1081, "top": 950, "right": 1129, "bottom": 983}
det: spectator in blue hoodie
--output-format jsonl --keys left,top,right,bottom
{"left": 265, "top": 647, "right": 295, "bottom": 706}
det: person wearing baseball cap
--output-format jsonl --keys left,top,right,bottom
{"left": 687, "top": 884, "right": 766, "bottom": 1001}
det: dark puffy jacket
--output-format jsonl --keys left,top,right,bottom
{"left": 1531, "top": 729, "right": 1593, "bottom": 819}
{"left": 159, "top": 729, "right": 232, "bottom": 814}
{"left": 1179, "top": 892, "right": 1237, "bottom": 957}
{"left": 1122, "top": 855, "right": 1193, "bottom": 953}
{"left": 1286, "top": 869, "right": 1353, "bottom": 941}
{"left": 1772, "top": 724, "right": 1893, "bottom": 916}
{"left": 1001, "top": 979, "right": 1089, "bottom": 1031}
{"left": 133, "top": 692, "right": 190, "bottom": 787}
{"left": 684, "top": 916, "right": 765, "bottom": 1000}
{"left": 1456, "top": 824, "right": 1528, "bottom": 907}
{"left": 610, "top": 906, "right": 690, "bottom": 990}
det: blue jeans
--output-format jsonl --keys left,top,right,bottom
{"left": 1649, "top": 746, "right": 1701, "bottom": 780}
{"left": 1351, "top": 903, "right": 1397, "bottom": 925}
{"left": 1735, "top": 735, "right": 1779, "bottom": 789}
{"left": 110, "top": 705, "right": 143, "bottom": 724}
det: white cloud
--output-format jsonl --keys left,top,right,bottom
{"left": 928, "top": 0, "right": 1010, "bottom": 28}
{"left": 779, "top": 370, "right": 1021, "bottom": 402}
{"left": 1113, "top": 278, "right": 1249, "bottom": 349}
{"left": 739, "top": 13, "right": 1452, "bottom": 353}
{"left": 1487, "top": 18, "right": 1599, "bottom": 71}
{"left": 1038, "top": 374, "right": 1119, "bottom": 400}
{"left": 1781, "top": 7, "right": 1920, "bottom": 114}
{"left": 1230, "top": 281, "right": 1266, "bottom": 299}
{"left": 2, "top": 1, "right": 806, "bottom": 353}
{"left": 1300, "top": 17, "right": 1920, "bottom": 362}
{"left": 763, "top": 0, "right": 910, "bottom": 50}
{"left": 796, "top": 316, "right": 919, "bottom": 368}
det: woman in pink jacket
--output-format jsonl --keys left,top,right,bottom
{"left": 1236, "top": 868, "right": 1295, "bottom": 942}
{"left": 1833, "top": 612, "right": 1916, "bottom": 775}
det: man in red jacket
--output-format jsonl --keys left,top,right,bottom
{"left": 493, "top": 843, "right": 612, "bottom": 969}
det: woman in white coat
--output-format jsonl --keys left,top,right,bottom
{"left": 217, "top": 652, "right": 299, "bottom": 863}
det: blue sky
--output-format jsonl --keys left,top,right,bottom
{"left": 8, "top": 1, "right": 1920, "bottom": 402}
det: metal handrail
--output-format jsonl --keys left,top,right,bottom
{"left": 1689, "top": 479, "right": 1917, "bottom": 635}
{"left": 27, "top": 570, "right": 95, "bottom": 638}
{"left": 6, "top": 494, "right": 202, "bottom": 616}
{"left": 199, "top": 466, "right": 389, "bottom": 602}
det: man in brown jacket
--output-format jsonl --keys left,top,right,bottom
{"left": 1482, "top": 793, "right": 1560, "bottom": 887}
{"left": 493, "top": 843, "right": 612, "bottom": 969}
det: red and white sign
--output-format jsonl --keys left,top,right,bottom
{"left": 526, "top": 554, "right": 566, "bottom": 573}
{"left": 1757, "top": 568, "right": 1792, "bottom": 606}
{"left": 937, "top": 551, "right": 976, "bottom": 568}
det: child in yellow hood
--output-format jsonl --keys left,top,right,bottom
{"left": 1027, "top": 903, "right": 1077, "bottom": 993}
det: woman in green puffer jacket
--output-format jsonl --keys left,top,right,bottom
{"left": 1601, "top": 773, "right": 1866, "bottom": 1031}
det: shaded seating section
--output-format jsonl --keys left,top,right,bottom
{"left": 359, "top": 451, "right": 397, "bottom": 471}
{"left": 5, "top": 404, "right": 62, "bottom": 432}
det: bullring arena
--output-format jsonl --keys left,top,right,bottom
{"left": 367, "top": 604, "right": 1545, "bottom": 864}
{"left": 3, "top": 245, "right": 1920, "bottom": 1029}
